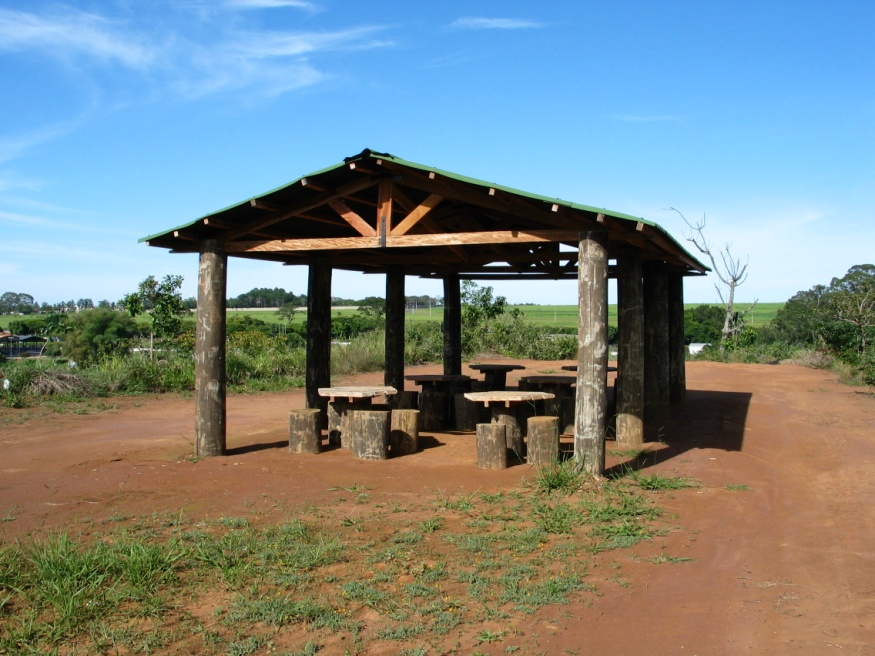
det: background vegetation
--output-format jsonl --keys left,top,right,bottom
{"left": 2, "top": 264, "right": 872, "bottom": 409}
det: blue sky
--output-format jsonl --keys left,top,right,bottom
{"left": 1, "top": 0, "right": 872, "bottom": 307}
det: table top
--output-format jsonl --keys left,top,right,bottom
{"left": 464, "top": 390, "right": 554, "bottom": 406}
{"left": 468, "top": 363, "right": 526, "bottom": 372}
{"left": 404, "top": 374, "right": 471, "bottom": 383}
{"left": 318, "top": 386, "right": 397, "bottom": 400}
{"left": 521, "top": 375, "right": 576, "bottom": 386}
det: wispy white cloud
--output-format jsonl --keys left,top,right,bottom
{"left": 451, "top": 17, "right": 544, "bottom": 30}
{"left": 0, "top": 121, "right": 83, "bottom": 167}
{"left": 610, "top": 114, "right": 684, "bottom": 123}
{"left": 232, "top": 26, "right": 392, "bottom": 58}
{"left": 177, "top": 26, "right": 393, "bottom": 98}
{"left": 224, "top": 0, "right": 319, "bottom": 10}
{"left": 0, "top": 7, "right": 393, "bottom": 101}
{"left": 0, "top": 7, "right": 155, "bottom": 69}
{"left": 0, "top": 210, "right": 105, "bottom": 233}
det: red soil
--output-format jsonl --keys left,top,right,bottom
{"left": 1, "top": 360, "right": 873, "bottom": 654}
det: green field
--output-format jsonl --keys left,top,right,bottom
{"left": 2, "top": 302, "right": 782, "bottom": 335}
{"left": 227, "top": 301, "right": 782, "bottom": 330}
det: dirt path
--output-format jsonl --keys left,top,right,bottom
{"left": 1, "top": 361, "right": 873, "bottom": 654}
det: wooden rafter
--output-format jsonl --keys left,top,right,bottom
{"left": 219, "top": 175, "right": 384, "bottom": 242}
{"left": 390, "top": 194, "right": 443, "bottom": 236}
{"left": 328, "top": 199, "right": 376, "bottom": 237}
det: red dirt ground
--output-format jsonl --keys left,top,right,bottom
{"left": 1, "top": 360, "right": 873, "bottom": 655}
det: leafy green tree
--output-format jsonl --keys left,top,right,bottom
{"left": 357, "top": 296, "right": 386, "bottom": 320}
{"left": 120, "top": 275, "right": 188, "bottom": 358}
{"left": 275, "top": 302, "right": 300, "bottom": 326}
{"left": 62, "top": 309, "right": 138, "bottom": 365}
{"left": 829, "top": 265, "right": 875, "bottom": 353}
{"left": 461, "top": 280, "right": 506, "bottom": 328}
{"left": 683, "top": 305, "right": 725, "bottom": 344}
{"left": 0, "top": 292, "right": 37, "bottom": 315}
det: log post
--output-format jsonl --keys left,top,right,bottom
{"left": 527, "top": 415, "right": 560, "bottom": 466}
{"left": 306, "top": 257, "right": 332, "bottom": 421}
{"left": 195, "top": 239, "right": 227, "bottom": 458}
{"left": 385, "top": 266, "right": 405, "bottom": 392}
{"left": 668, "top": 272, "right": 687, "bottom": 405}
{"left": 574, "top": 231, "right": 608, "bottom": 477}
{"left": 476, "top": 423, "right": 507, "bottom": 470}
{"left": 350, "top": 410, "right": 390, "bottom": 460}
{"left": 442, "top": 274, "right": 462, "bottom": 376}
{"left": 644, "top": 262, "right": 671, "bottom": 430}
{"left": 289, "top": 408, "right": 322, "bottom": 454}
{"left": 453, "top": 393, "right": 478, "bottom": 431}
{"left": 616, "top": 251, "right": 645, "bottom": 447}
{"left": 390, "top": 409, "right": 420, "bottom": 456}
{"left": 418, "top": 392, "right": 447, "bottom": 431}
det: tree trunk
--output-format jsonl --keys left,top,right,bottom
{"left": 442, "top": 274, "right": 462, "bottom": 375}
{"left": 385, "top": 266, "right": 405, "bottom": 391}
{"left": 668, "top": 272, "right": 687, "bottom": 405}
{"left": 306, "top": 257, "right": 332, "bottom": 422}
{"left": 644, "top": 262, "right": 670, "bottom": 430}
{"left": 195, "top": 239, "right": 227, "bottom": 458}
{"left": 616, "top": 251, "right": 644, "bottom": 446}
{"left": 575, "top": 231, "right": 608, "bottom": 476}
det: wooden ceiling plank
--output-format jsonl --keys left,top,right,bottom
{"left": 390, "top": 194, "right": 444, "bottom": 236}
{"left": 328, "top": 199, "right": 376, "bottom": 237}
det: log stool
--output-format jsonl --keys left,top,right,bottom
{"left": 350, "top": 410, "right": 390, "bottom": 460}
{"left": 527, "top": 415, "right": 559, "bottom": 466}
{"left": 476, "top": 423, "right": 507, "bottom": 469}
{"left": 390, "top": 409, "right": 420, "bottom": 456}
{"left": 289, "top": 408, "right": 322, "bottom": 454}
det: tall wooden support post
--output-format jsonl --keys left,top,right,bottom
{"left": 442, "top": 274, "right": 462, "bottom": 376}
{"left": 643, "top": 263, "right": 671, "bottom": 430}
{"left": 385, "top": 266, "right": 405, "bottom": 393}
{"left": 668, "top": 272, "right": 687, "bottom": 405}
{"left": 574, "top": 231, "right": 609, "bottom": 477}
{"left": 306, "top": 257, "right": 332, "bottom": 418}
{"left": 616, "top": 252, "right": 645, "bottom": 447}
{"left": 195, "top": 239, "right": 227, "bottom": 458}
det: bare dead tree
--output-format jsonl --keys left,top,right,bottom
{"left": 669, "top": 208, "right": 758, "bottom": 343}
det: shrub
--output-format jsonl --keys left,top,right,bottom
{"left": 62, "top": 309, "right": 138, "bottom": 365}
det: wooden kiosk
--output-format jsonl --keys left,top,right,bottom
{"left": 143, "top": 149, "right": 708, "bottom": 476}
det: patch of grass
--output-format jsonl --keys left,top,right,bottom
{"left": 724, "top": 483, "right": 751, "bottom": 491}
{"left": 419, "top": 516, "right": 445, "bottom": 533}
{"left": 436, "top": 492, "right": 476, "bottom": 512}
{"left": 626, "top": 470, "right": 701, "bottom": 490}
{"left": 0, "top": 465, "right": 701, "bottom": 654}
{"left": 530, "top": 499, "right": 578, "bottom": 534}
{"left": 534, "top": 458, "right": 584, "bottom": 495}
{"left": 590, "top": 519, "right": 655, "bottom": 551}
